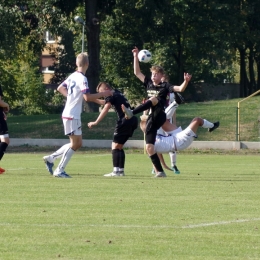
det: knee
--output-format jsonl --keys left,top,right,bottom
{"left": 146, "top": 144, "right": 155, "bottom": 156}
{"left": 149, "top": 97, "right": 158, "bottom": 106}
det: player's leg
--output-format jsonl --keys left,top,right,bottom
{"left": 146, "top": 130, "right": 166, "bottom": 178}
{"left": 169, "top": 151, "right": 180, "bottom": 174}
{"left": 165, "top": 101, "right": 178, "bottom": 120}
{"left": 0, "top": 117, "right": 10, "bottom": 174}
{"left": 43, "top": 143, "right": 70, "bottom": 175}
{"left": 122, "top": 97, "right": 158, "bottom": 119}
{"left": 53, "top": 119, "right": 82, "bottom": 178}
{"left": 189, "top": 117, "right": 219, "bottom": 133}
{"left": 0, "top": 134, "right": 9, "bottom": 174}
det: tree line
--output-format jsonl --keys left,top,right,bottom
{"left": 1, "top": 0, "right": 260, "bottom": 114}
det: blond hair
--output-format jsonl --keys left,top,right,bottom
{"left": 150, "top": 65, "right": 165, "bottom": 74}
{"left": 96, "top": 81, "right": 111, "bottom": 92}
{"left": 76, "top": 52, "right": 89, "bottom": 67}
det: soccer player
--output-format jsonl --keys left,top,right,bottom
{"left": 87, "top": 82, "right": 138, "bottom": 177}
{"left": 43, "top": 53, "right": 113, "bottom": 178}
{"left": 140, "top": 116, "right": 220, "bottom": 164}
{"left": 122, "top": 46, "right": 192, "bottom": 177}
{"left": 0, "top": 85, "right": 10, "bottom": 174}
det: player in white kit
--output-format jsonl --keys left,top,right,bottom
{"left": 43, "top": 53, "right": 113, "bottom": 178}
{"left": 140, "top": 115, "right": 219, "bottom": 176}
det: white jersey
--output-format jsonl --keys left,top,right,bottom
{"left": 155, "top": 127, "right": 196, "bottom": 153}
{"left": 61, "top": 71, "right": 89, "bottom": 119}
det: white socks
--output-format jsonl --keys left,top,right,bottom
{"left": 54, "top": 147, "right": 75, "bottom": 175}
{"left": 202, "top": 119, "right": 214, "bottom": 129}
{"left": 48, "top": 143, "right": 71, "bottom": 163}
{"left": 169, "top": 152, "right": 176, "bottom": 166}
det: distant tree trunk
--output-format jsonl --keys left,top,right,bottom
{"left": 239, "top": 47, "right": 249, "bottom": 97}
{"left": 84, "top": 0, "right": 101, "bottom": 112}
{"left": 248, "top": 44, "right": 256, "bottom": 94}
{"left": 254, "top": 52, "right": 260, "bottom": 90}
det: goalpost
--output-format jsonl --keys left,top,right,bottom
{"left": 237, "top": 89, "right": 260, "bottom": 141}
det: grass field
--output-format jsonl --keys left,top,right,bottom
{"left": 1, "top": 150, "right": 260, "bottom": 259}
{"left": 7, "top": 95, "right": 260, "bottom": 141}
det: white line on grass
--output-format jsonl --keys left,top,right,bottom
{"left": 181, "top": 218, "right": 260, "bottom": 229}
{"left": 0, "top": 218, "right": 259, "bottom": 229}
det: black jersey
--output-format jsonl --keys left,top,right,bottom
{"left": 104, "top": 89, "right": 131, "bottom": 120}
{"left": 143, "top": 76, "right": 174, "bottom": 107}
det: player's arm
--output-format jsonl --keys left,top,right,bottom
{"left": 84, "top": 90, "right": 113, "bottom": 102}
{"left": 88, "top": 102, "right": 111, "bottom": 128}
{"left": 92, "top": 99, "right": 106, "bottom": 106}
{"left": 57, "top": 84, "right": 68, "bottom": 97}
{"left": 0, "top": 97, "right": 9, "bottom": 112}
{"left": 172, "top": 73, "right": 192, "bottom": 92}
{"left": 132, "top": 47, "right": 145, "bottom": 82}
{"left": 158, "top": 153, "right": 173, "bottom": 171}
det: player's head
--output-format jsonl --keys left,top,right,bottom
{"left": 150, "top": 65, "right": 164, "bottom": 85}
{"left": 96, "top": 82, "right": 112, "bottom": 92}
{"left": 161, "top": 74, "right": 169, "bottom": 82}
{"left": 76, "top": 52, "right": 89, "bottom": 69}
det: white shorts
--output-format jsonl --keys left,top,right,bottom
{"left": 63, "top": 118, "right": 82, "bottom": 136}
{"left": 174, "top": 127, "right": 196, "bottom": 151}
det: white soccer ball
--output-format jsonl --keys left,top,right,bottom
{"left": 138, "top": 49, "right": 152, "bottom": 63}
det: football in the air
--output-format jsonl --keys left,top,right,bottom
{"left": 138, "top": 49, "right": 152, "bottom": 63}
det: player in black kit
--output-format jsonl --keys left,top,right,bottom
{"left": 0, "top": 85, "right": 10, "bottom": 174}
{"left": 122, "top": 47, "right": 192, "bottom": 177}
{"left": 88, "top": 82, "right": 138, "bottom": 177}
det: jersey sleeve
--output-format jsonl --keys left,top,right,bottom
{"left": 81, "top": 77, "right": 90, "bottom": 94}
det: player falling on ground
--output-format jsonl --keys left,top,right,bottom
{"left": 43, "top": 53, "right": 113, "bottom": 178}
{"left": 88, "top": 82, "right": 138, "bottom": 177}
{"left": 140, "top": 115, "right": 220, "bottom": 173}
{"left": 122, "top": 46, "right": 192, "bottom": 177}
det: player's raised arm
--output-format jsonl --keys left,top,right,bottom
{"left": 132, "top": 47, "right": 145, "bottom": 82}
{"left": 173, "top": 73, "right": 192, "bottom": 93}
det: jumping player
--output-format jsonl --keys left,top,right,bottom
{"left": 122, "top": 47, "right": 192, "bottom": 177}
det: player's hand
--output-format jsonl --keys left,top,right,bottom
{"left": 132, "top": 47, "right": 139, "bottom": 57}
{"left": 184, "top": 73, "right": 192, "bottom": 82}
{"left": 87, "top": 122, "right": 96, "bottom": 129}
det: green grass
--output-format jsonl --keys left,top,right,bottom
{"left": 1, "top": 150, "right": 260, "bottom": 259}
{"left": 7, "top": 96, "right": 260, "bottom": 141}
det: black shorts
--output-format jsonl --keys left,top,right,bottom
{"left": 113, "top": 116, "right": 138, "bottom": 144}
{"left": 0, "top": 113, "right": 8, "bottom": 135}
{"left": 145, "top": 102, "right": 166, "bottom": 145}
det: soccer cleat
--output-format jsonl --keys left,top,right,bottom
{"left": 104, "top": 171, "right": 120, "bottom": 177}
{"left": 172, "top": 165, "right": 180, "bottom": 174}
{"left": 208, "top": 121, "right": 220, "bottom": 132}
{"left": 43, "top": 156, "right": 54, "bottom": 175}
{"left": 118, "top": 171, "right": 125, "bottom": 176}
{"left": 151, "top": 168, "right": 155, "bottom": 174}
{"left": 154, "top": 171, "right": 167, "bottom": 178}
{"left": 121, "top": 104, "right": 133, "bottom": 119}
{"left": 0, "top": 167, "right": 5, "bottom": 174}
{"left": 54, "top": 172, "right": 71, "bottom": 178}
